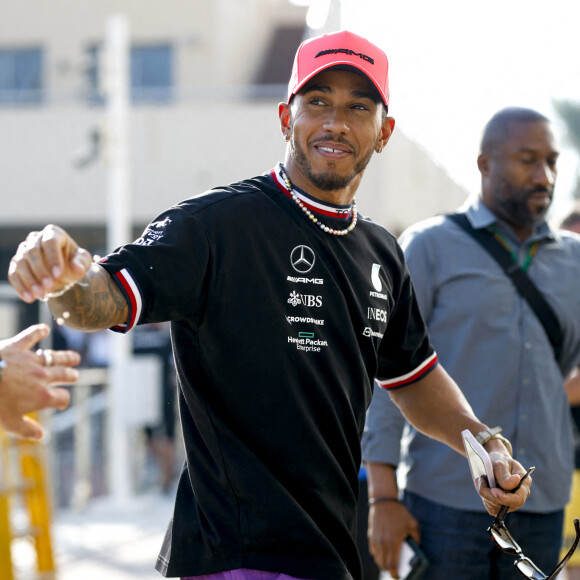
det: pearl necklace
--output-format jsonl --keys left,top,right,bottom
{"left": 279, "top": 165, "right": 357, "bottom": 236}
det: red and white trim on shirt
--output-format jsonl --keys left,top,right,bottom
{"left": 270, "top": 163, "right": 353, "bottom": 220}
{"left": 108, "top": 267, "right": 142, "bottom": 333}
{"left": 377, "top": 352, "right": 438, "bottom": 390}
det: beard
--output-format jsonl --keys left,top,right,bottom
{"left": 490, "top": 179, "right": 552, "bottom": 229}
{"left": 289, "top": 134, "right": 377, "bottom": 192}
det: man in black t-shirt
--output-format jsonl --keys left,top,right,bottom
{"left": 8, "top": 30, "right": 531, "bottom": 580}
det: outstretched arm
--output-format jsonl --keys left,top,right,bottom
{"left": 0, "top": 324, "right": 80, "bottom": 439}
{"left": 8, "top": 224, "right": 128, "bottom": 331}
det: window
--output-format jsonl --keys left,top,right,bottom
{"left": 0, "top": 47, "right": 43, "bottom": 104}
{"left": 84, "top": 43, "right": 173, "bottom": 105}
{"left": 131, "top": 45, "right": 172, "bottom": 103}
{"left": 83, "top": 45, "right": 102, "bottom": 105}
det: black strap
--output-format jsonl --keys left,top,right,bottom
{"left": 447, "top": 213, "right": 563, "bottom": 363}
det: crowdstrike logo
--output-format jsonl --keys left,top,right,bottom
{"left": 291, "top": 245, "right": 316, "bottom": 273}
{"left": 286, "top": 315, "right": 325, "bottom": 326}
{"left": 315, "top": 48, "right": 374, "bottom": 65}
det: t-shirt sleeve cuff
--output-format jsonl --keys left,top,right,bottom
{"left": 100, "top": 264, "right": 143, "bottom": 333}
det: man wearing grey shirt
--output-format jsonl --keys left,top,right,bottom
{"left": 362, "top": 107, "right": 580, "bottom": 579}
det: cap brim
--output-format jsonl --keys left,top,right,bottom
{"left": 289, "top": 61, "right": 388, "bottom": 107}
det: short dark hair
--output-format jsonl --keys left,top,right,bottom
{"left": 480, "top": 107, "right": 550, "bottom": 154}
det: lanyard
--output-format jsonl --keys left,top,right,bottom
{"left": 488, "top": 226, "right": 540, "bottom": 273}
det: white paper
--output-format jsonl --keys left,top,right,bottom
{"left": 461, "top": 428, "right": 496, "bottom": 490}
{"left": 379, "top": 540, "right": 418, "bottom": 580}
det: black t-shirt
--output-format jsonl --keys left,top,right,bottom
{"left": 100, "top": 169, "right": 436, "bottom": 580}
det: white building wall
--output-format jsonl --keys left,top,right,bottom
{"left": 0, "top": 0, "right": 468, "bottom": 236}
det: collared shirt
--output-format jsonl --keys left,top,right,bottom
{"left": 362, "top": 195, "right": 580, "bottom": 512}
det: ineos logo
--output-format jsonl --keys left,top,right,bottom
{"left": 291, "top": 245, "right": 315, "bottom": 273}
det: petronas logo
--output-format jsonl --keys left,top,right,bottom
{"left": 371, "top": 263, "right": 382, "bottom": 292}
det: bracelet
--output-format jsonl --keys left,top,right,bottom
{"left": 41, "top": 280, "right": 79, "bottom": 302}
{"left": 368, "top": 496, "right": 401, "bottom": 506}
{"left": 475, "top": 426, "right": 513, "bottom": 457}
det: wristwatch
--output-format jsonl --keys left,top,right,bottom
{"left": 476, "top": 426, "right": 513, "bottom": 457}
{"left": 0, "top": 355, "right": 5, "bottom": 383}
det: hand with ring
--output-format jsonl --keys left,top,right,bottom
{"left": 0, "top": 324, "right": 81, "bottom": 439}
{"left": 37, "top": 348, "right": 55, "bottom": 368}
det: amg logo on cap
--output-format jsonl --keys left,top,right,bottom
{"left": 315, "top": 48, "right": 374, "bottom": 64}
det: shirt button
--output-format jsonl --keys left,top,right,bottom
{"left": 524, "top": 343, "right": 532, "bottom": 350}
{"left": 521, "top": 414, "right": 528, "bottom": 421}
{"left": 518, "top": 448, "right": 526, "bottom": 456}
{"left": 523, "top": 378, "right": 530, "bottom": 385}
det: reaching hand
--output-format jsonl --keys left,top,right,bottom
{"left": 0, "top": 324, "right": 81, "bottom": 439}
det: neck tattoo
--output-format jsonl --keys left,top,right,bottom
{"left": 279, "top": 164, "right": 357, "bottom": 237}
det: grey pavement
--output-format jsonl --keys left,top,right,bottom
{"left": 54, "top": 491, "right": 174, "bottom": 580}
{"left": 13, "top": 489, "right": 175, "bottom": 580}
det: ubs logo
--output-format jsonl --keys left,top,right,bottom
{"left": 291, "top": 246, "right": 315, "bottom": 273}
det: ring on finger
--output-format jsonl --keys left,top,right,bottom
{"left": 36, "top": 348, "right": 54, "bottom": 367}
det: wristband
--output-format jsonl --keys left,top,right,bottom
{"left": 475, "top": 426, "right": 513, "bottom": 457}
{"left": 41, "top": 280, "right": 79, "bottom": 302}
{"left": 368, "top": 496, "right": 401, "bottom": 506}
{"left": 0, "top": 355, "right": 5, "bottom": 383}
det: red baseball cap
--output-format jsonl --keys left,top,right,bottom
{"left": 287, "top": 30, "right": 389, "bottom": 108}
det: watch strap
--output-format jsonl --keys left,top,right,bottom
{"left": 476, "top": 426, "right": 513, "bottom": 457}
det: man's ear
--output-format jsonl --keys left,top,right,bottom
{"left": 278, "top": 102, "right": 291, "bottom": 141}
{"left": 376, "top": 116, "right": 395, "bottom": 153}
{"left": 477, "top": 153, "right": 489, "bottom": 176}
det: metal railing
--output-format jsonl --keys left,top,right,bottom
{"left": 48, "top": 368, "right": 109, "bottom": 511}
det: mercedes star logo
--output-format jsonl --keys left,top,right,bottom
{"left": 291, "top": 245, "right": 316, "bottom": 273}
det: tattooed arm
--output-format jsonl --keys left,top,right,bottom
{"left": 8, "top": 225, "right": 129, "bottom": 331}
{"left": 46, "top": 266, "right": 128, "bottom": 331}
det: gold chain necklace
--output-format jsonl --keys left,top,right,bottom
{"left": 279, "top": 164, "right": 357, "bottom": 237}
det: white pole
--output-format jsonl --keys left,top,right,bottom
{"left": 102, "top": 13, "right": 132, "bottom": 503}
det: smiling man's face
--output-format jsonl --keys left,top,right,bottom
{"left": 279, "top": 68, "right": 392, "bottom": 204}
